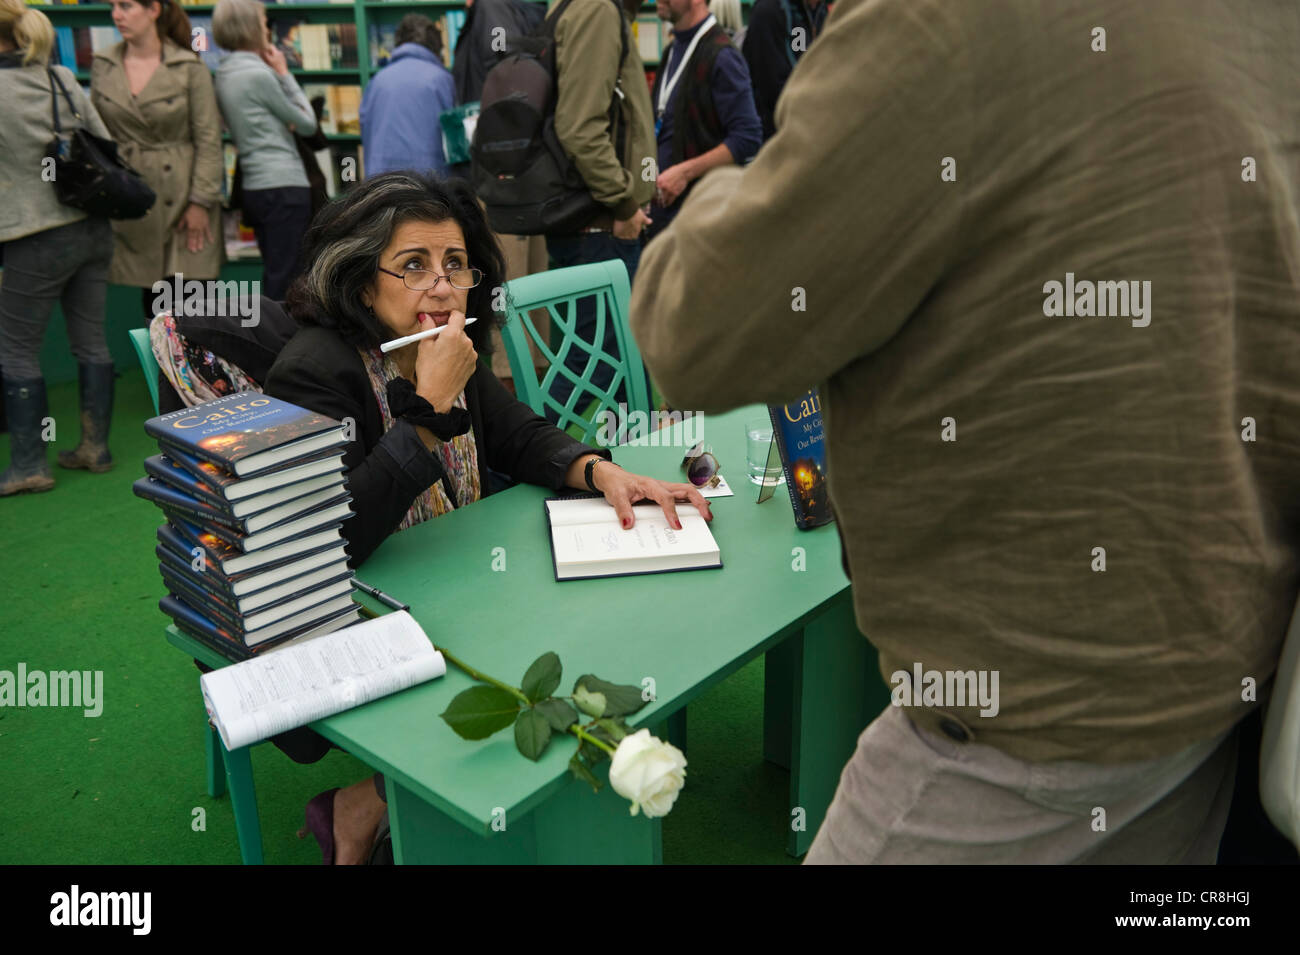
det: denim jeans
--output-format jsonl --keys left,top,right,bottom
{"left": 0, "top": 216, "right": 113, "bottom": 379}
{"left": 543, "top": 231, "right": 643, "bottom": 424}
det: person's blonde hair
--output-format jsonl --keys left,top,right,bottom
{"left": 709, "top": 0, "right": 743, "bottom": 35}
{"left": 212, "top": 0, "right": 265, "bottom": 53}
{"left": 0, "top": 0, "right": 55, "bottom": 66}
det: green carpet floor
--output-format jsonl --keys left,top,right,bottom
{"left": 0, "top": 367, "right": 799, "bottom": 864}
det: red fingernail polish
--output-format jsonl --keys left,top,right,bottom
{"left": 622, "top": 518, "right": 631, "bottom": 528}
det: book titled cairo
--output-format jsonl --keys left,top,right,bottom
{"left": 768, "top": 388, "right": 834, "bottom": 529}
{"left": 144, "top": 393, "right": 347, "bottom": 477}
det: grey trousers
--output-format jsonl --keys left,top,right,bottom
{"left": 0, "top": 217, "right": 114, "bottom": 379}
{"left": 805, "top": 704, "right": 1238, "bottom": 864}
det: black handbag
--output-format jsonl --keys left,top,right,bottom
{"left": 44, "top": 68, "right": 156, "bottom": 220}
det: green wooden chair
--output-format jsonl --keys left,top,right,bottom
{"left": 133, "top": 327, "right": 266, "bottom": 862}
{"left": 128, "top": 327, "right": 161, "bottom": 416}
{"left": 500, "top": 259, "right": 652, "bottom": 444}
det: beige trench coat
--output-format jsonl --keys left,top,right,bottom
{"left": 91, "top": 39, "right": 224, "bottom": 287}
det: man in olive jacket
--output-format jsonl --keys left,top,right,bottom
{"left": 544, "top": 0, "right": 656, "bottom": 421}
{"left": 631, "top": 0, "right": 1300, "bottom": 863}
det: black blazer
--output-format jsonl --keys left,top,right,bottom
{"left": 263, "top": 324, "right": 609, "bottom": 568}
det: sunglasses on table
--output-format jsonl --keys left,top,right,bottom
{"left": 681, "top": 442, "right": 721, "bottom": 488}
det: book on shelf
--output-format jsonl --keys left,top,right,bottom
{"left": 274, "top": 21, "right": 358, "bottom": 71}
{"left": 51, "top": 25, "right": 120, "bottom": 73}
{"left": 366, "top": 11, "right": 465, "bottom": 70}
{"left": 186, "top": 16, "right": 229, "bottom": 72}
{"left": 144, "top": 392, "right": 348, "bottom": 477}
{"left": 544, "top": 495, "right": 721, "bottom": 581}
{"left": 300, "top": 83, "right": 361, "bottom": 135}
{"left": 768, "top": 388, "right": 834, "bottom": 529}
{"left": 200, "top": 610, "right": 445, "bottom": 750}
{"left": 367, "top": 20, "right": 397, "bottom": 69}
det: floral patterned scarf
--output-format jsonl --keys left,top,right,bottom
{"left": 357, "top": 347, "right": 480, "bottom": 530}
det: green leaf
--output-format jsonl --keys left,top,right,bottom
{"left": 572, "top": 685, "right": 607, "bottom": 718}
{"left": 536, "top": 697, "right": 578, "bottom": 733}
{"left": 595, "top": 717, "right": 629, "bottom": 741}
{"left": 573, "top": 674, "right": 648, "bottom": 718}
{"left": 579, "top": 738, "right": 610, "bottom": 767}
{"left": 520, "top": 651, "right": 562, "bottom": 703}
{"left": 569, "top": 752, "right": 602, "bottom": 792}
{"left": 440, "top": 686, "right": 521, "bottom": 740}
{"left": 514, "top": 708, "right": 552, "bottom": 761}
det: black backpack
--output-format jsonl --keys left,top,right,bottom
{"left": 470, "top": 0, "right": 629, "bottom": 236}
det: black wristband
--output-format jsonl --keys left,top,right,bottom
{"left": 584, "top": 456, "right": 617, "bottom": 493}
{"left": 386, "top": 377, "right": 471, "bottom": 442}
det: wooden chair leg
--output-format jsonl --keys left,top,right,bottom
{"left": 205, "top": 722, "right": 226, "bottom": 798}
{"left": 220, "top": 741, "right": 265, "bottom": 865}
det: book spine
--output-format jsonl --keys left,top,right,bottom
{"left": 768, "top": 404, "right": 812, "bottom": 529}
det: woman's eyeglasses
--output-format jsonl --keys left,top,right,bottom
{"left": 682, "top": 442, "right": 721, "bottom": 488}
{"left": 377, "top": 266, "right": 483, "bottom": 292}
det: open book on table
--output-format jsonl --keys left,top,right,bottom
{"left": 200, "top": 610, "right": 445, "bottom": 750}
{"left": 545, "top": 496, "right": 722, "bottom": 581}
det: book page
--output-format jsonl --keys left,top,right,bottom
{"left": 546, "top": 498, "right": 701, "bottom": 527}
{"left": 550, "top": 512, "right": 716, "bottom": 566}
{"left": 200, "top": 611, "right": 444, "bottom": 750}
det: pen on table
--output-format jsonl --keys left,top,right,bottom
{"left": 350, "top": 578, "right": 410, "bottom": 612}
{"left": 380, "top": 316, "right": 478, "bottom": 353}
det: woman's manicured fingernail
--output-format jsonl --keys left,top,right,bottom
{"left": 622, "top": 518, "right": 631, "bottom": 528}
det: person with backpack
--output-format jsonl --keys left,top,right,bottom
{"left": 452, "top": 0, "right": 546, "bottom": 106}
{"left": 471, "top": 0, "right": 655, "bottom": 423}
{"left": 643, "top": 0, "right": 761, "bottom": 244}
{"left": 743, "top": 0, "right": 827, "bottom": 142}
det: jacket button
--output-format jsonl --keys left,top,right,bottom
{"left": 163, "top": 164, "right": 172, "bottom": 172}
{"left": 164, "top": 199, "right": 173, "bottom": 206}
{"left": 939, "top": 718, "right": 971, "bottom": 742}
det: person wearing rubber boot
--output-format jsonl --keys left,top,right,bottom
{"left": 0, "top": 0, "right": 116, "bottom": 496}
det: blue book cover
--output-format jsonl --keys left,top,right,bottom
{"left": 145, "top": 392, "right": 344, "bottom": 477}
{"left": 768, "top": 388, "right": 833, "bottom": 529}
{"left": 143, "top": 453, "right": 231, "bottom": 513}
{"left": 156, "top": 523, "right": 346, "bottom": 589}
{"left": 54, "top": 27, "right": 76, "bottom": 71}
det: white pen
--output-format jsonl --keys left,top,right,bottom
{"left": 380, "top": 316, "right": 478, "bottom": 353}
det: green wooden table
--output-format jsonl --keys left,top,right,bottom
{"left": 173, "top": 404, "right": 889, "bottom": 862}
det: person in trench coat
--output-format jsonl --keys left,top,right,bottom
{"left": 90, "top": 0, "right": 224, "bottom": 322}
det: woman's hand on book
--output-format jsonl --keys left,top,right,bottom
{"left": 593, "top": 466, "right": 712, "bottom": 531}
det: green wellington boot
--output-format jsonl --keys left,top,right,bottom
{"left": 57, "top": 361, "right": 115, "bottom": 473}
{"left": 0, "top": 376, "right": 56, "bottom": 495}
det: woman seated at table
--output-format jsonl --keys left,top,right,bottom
{"left": 262, "top": 170, "right": 711, "bottom": 864}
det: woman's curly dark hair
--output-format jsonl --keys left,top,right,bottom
{"left": 284, "top": 172, "right": 508, "bottom": 357}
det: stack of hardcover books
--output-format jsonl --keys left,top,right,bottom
{"left": 134, "top": 393, "right": 360, "bottom": 661}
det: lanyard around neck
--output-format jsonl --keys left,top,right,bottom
{"left": 656, "top": 14, "right": 716, "bottom": 117}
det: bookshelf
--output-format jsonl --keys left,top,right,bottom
{"left": 33, "top": 0, "right": 752, "bottom": 260}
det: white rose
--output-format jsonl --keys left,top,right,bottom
{"left": 608, "top": 729, "right": 687, "bottom": 818}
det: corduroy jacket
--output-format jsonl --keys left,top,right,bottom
{"left": 551, "top": 0, "right": 655, "bottom": 223}
{"left": 632, "top": 0, "right": 1300, "bottom": 764}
